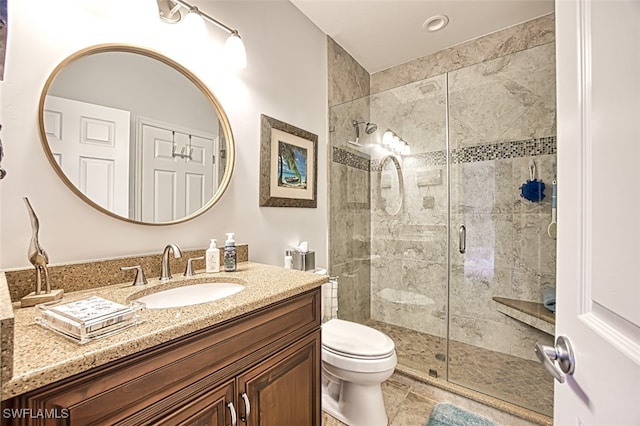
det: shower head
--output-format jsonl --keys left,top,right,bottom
{"left": 351, "top": 120, "right": 378, "bottom": 145}
{"left": 353, "top": 120, "right": 378, "bottom": 134}
{"left": 365, "top": 122, "right": 378, "bottom": 134}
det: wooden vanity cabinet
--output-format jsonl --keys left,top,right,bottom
{"left": 3, "top": 289, "right": 321, "bottom": 426}
{"left": 156, "top": 379, "right": 236, "bottom": 426}
{"left": 238, "top": 332, "right": 320, "bottom": 426}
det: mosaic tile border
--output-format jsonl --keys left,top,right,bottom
{"left": 451, "top": 136, "right": 556, "bottom": 164}
{"left": 332, "top": 146, "right": 371, "bottom": 171}
{"left": 340, "top": 136, "right": 557, "bottom": 172}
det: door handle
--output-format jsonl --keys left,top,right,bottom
{"left": 240, "top": 392, "right": 251, "bottom": 422}
{"left": 227, "top": 401, "right": 237, "bottom": 426}
{"left": 458, "top": 224, "right": 466, "bottom": 254}
{"left": 535, "top": 335, "right": 576, "bottom": 383}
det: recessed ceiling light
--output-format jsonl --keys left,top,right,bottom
{"left": 422, "top": 14, "right": 449, "bottom": 32}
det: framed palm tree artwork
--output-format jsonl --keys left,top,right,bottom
{"left": 259, "top": 114, "right": 318, "bottom": 207}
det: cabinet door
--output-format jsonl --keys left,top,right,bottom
{"left": 156, "top": 380, "right": 236, "bottom": 426}
{"left": 237, "top": 331, "right": 321, "bottom": 426}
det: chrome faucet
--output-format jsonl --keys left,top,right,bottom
{"left": 161, "top": 243, "right": 182, "bottom": 281}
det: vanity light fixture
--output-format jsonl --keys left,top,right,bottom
{"left": 381, "top": 129, "right": 410, "bottom": 156}
{"left": 156, "top": 0, "right": 247, "bottom": 69}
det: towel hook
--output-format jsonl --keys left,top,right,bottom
{"left": 529, "top": 159, "right": 536, "bottom": 181}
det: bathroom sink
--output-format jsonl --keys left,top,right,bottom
{"left": 135, "top": 283, "right": 244, "bottom": 309}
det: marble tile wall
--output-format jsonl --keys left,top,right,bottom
{"left": 327, "top": 36, "right": 372, "bottom": 322}
{"left": 448, "top": 43, "right": 557, "bottom": 149}
{"left": 370, "top": 13, "right": 555, "bottom": 95}
{"left": 328, "top": 37, "right": 370, "bottom": 108}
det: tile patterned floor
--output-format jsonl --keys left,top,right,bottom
{"left": 366, "top": 320, "right": 553, "bottom": 417}
{"left": 322, "top": 373, "right": 545, "bottom": 426}
{"left": 322, "top": 377, "right": 434, "bottom": 426}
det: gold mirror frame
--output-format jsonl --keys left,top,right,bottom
{"left": 37, "top": 44, "right": 235, "bottom": 226}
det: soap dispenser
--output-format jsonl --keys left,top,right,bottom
{"left": 206, "top": 239, "right": 220, "bottom": 273}
{"left": 224, "top": 233, "right": 237, "bottom": 272}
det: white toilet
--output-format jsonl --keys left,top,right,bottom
{"left": 321, "top": 318, "right": 397, "bottom": 426}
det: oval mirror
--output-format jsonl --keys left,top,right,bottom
{"left": 378, "top": 155, "right": 403, "bottom": 215}
{"left": 38, "top": 44, "right": 235, "bottom": 225}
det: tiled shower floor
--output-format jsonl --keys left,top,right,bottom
{"left": 367, "top": 320, "right": 554, "bottom": 417}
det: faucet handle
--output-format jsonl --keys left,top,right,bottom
{"left": 184, "top": 256, "right": 205, "bottom": 277}
{"left": 120, "top": 265, "right": 148, "bottom": 286}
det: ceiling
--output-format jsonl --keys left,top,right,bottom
{"left": 289, "top": 0, "right": 554, "bottom": 73}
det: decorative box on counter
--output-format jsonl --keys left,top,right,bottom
{"left": 292, "top": 250, "right": 315, "bottom": 271}
{"left": 35, "top": 296, "right": 143, "bottom": 344}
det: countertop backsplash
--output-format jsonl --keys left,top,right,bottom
{"left": 3, "top": 244, "right": 249, "bottom": 303}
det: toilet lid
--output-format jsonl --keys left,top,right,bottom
{"left": 322, "top": 319, "right": 395, "bottom": 358}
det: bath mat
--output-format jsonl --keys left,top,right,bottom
{"left": 426, "top": 402, "right": 498, "bottom": 426}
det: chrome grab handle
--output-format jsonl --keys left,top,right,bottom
{"left": 458, "top": 224, "right": 466, "bottom": 254}
{"left": 241, "top": 392, "right": 250, "bottom": 421}
{"left": 227, "top": 401, "right": 237, "bottom": 426}
{"left": 535, "top": 335, "right": 576, "bottom": 383}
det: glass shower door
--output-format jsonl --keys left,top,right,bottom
{"left": 368, "top": 73, "right": 449, "bottom": 379}
{"left": 446, "top": 43, "right": 557, "bottom": 416}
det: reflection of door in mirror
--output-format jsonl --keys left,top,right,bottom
{"left": 43, "top": 95, "right": 130, "bottom": 217}
{"left": 138, "top": 122, "right": 217, "bottom": 222}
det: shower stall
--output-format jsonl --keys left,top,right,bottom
{"left": 328, "top": 14, "right": 556, "bottom": 417}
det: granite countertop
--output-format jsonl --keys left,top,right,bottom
{"left": 1, "top": 262, "right": 327, "bottom": 401}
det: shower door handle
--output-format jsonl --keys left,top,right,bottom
{"left": 458, "top": 225, "right": 466, "bottom": 254}
{"left": 535, "top": 336, "right": 575, "bottom": 383}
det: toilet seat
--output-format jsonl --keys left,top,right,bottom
{"left": 322, "top": 319, "right": 395, "bottom": 359}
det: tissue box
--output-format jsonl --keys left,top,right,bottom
{"left": 292, "top": 251, "right": 315, "bottom": 271}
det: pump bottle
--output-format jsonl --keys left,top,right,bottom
{"left": 224, "top": 233, "right": 237, "bottom": 272}
{"left": 206, "top": 239, "right": 220, "bottom": 273}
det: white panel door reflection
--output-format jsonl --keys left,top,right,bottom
{"left": 43, "top": 95, "right": 130, "bottom": 217}
{"left": 140, "top": 124, "right": 216, "bottom": 223}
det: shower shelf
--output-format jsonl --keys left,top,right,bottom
{"left": 492, "top": 297, "right": 555, "bottom": 336}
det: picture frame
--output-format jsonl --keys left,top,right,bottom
{"left": 0, "top": 0, "right": 7, "bottom": 81}
{"left": 259, "top": 114, "right": 318, "bottom": 208}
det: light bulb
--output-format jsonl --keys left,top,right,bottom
{"left": 392, "top": 135, "right": 400, "bottom": 152}
{"left": 224, "top": 33, "right": 247, "bottom": 70}
{"left": 182, "top": 9, "right": 207, "bottom": 40}
{"left": 382, "top": 130, "right": 394, "bottom": 146}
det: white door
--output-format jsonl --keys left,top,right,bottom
{"left": 554, "top": 1, "right": 640, "bottom": 424}
{"left": 139, "top": 124, "right": 216, "bottom": 222}
{"left": 43, "top": 96, "right": 130, "bottom": 217}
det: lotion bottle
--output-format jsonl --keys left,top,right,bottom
{"left": 224, "top": 233, "right": 237, "bottom": 272}
{"left": 206, "top": 239, "right": 220, "bottom": 273}
{"left": 284, "top": 250, "right": 293, "bottom": 269}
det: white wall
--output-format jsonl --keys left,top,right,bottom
{"left": 0, "top": 0, "right": 328, "bottom": 269}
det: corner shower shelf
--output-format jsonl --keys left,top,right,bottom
{"left": 492, "top": 297, "right": 555, "bottom": 336}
